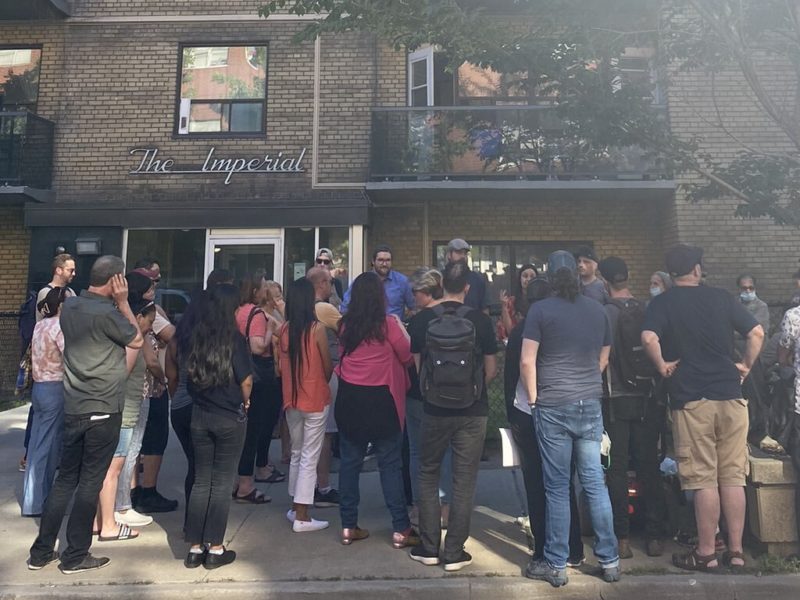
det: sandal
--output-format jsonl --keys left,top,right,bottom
{"left": 98, "top": 523, "right": 139, "bottom": 542}
{"left": 255, "top": 468, "right": 286, "bottom": 483}
{"left": 672, "top": 548, "right": 719, "bottom": 572}
{"left": 722, "top": 550, "right": 746, "bottom": 573}
{"left": 234, "top": 489, "right": 271, "bottom": 504}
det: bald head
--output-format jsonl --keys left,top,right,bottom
{"left": 306, "top": 266, "right": 332, "bottom": 301}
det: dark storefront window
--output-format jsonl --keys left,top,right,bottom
{"left": 284, "top": 227, "right": 350, "bottom": 288}
{"left": 434, "top": 240, "right": 591, "bottom": 309}
{"left": 0, "top": 47, "right": 41, "bottom": 112}
{"left": 126, "top": 229, "right": 206, "bottom": 322}
{"left": 178, "top": 45, "right": 268, "bottom": 135}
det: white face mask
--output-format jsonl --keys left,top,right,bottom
{"left": 740, "top": 291, "right": 756, "bottom": 303}
{"left": 650, "top": 286, "right": 663, "bottom": 298}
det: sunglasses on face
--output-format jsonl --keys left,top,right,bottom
{"left": 316, "top": 258, "right": 332, "bottom": 265}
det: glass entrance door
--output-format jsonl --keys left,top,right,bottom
{"left": 205, "top": 231, "right": 282, "bottom": 287}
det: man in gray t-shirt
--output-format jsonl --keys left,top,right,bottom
{"left": 520, "top": 250, "right": 619, "bottom": 587}
{"left": 30, "top": 256, "right": 143, "bottom": 574}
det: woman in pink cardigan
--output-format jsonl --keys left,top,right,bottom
{"left": 334, "top": 272, "right": 416, "bottom": 548}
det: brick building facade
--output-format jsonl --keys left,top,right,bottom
{"left": 0, "top": 1, "right": 798, "bottom": 391}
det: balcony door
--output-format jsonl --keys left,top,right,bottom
{"left": 408, "top": 47, "right": 434, "bottom": 107}
{"left": 205, "top": 229, "right": 283, "bottom": 287}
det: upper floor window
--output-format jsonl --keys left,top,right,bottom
{"left": 0, "top": 47, "right": 42, "bottom": 112}
{"left": 177, "top": 44, "right": 268, "bottom": 135}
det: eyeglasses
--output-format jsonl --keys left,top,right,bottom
{"left": 316, "top": 258, "right": 332, "bottom": 265}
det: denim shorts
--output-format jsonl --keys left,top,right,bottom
{"left": 113, "top": 426, "right": 134, "bottom": 458}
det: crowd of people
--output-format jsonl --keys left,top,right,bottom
{"left": 17, "top": 239, "right": 800, "bottom": 586}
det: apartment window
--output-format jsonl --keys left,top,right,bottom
{"left": 0, "top": 47, "right": 42, "bottom": 112}
{"left": 178, "top": 44, "right": 267, "bottom": 135}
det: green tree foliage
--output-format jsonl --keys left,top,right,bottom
{"left": 260, "top": 0, "right": 800, "bottom": 225}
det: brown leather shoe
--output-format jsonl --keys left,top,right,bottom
{"left": 341, "top": 527, "right": 369, "bottom": 545}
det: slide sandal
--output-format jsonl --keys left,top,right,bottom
{"left": 98, "top": 523, "right": 139, "bottom": 542}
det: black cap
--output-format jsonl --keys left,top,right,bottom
{"left": 574, "top": 245, "right": 598, "bottom": 263}
{"left": 130, "top": 298, "right": 155, "bottom": 316}
{"left": 598, "top": 256, "right": 628, "bottom": 284}
{"left": 665, "top": 244, "right": 703, "bottom": 278}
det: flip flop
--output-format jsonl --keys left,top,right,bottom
{"left": 98, "top": 523, "right": 139, "bottom": 542}
{"left": 255, "top": 469, "right": 286, "bottom": 483}
{"left": 234, "top": 489, "right": 271, "bottom": 504}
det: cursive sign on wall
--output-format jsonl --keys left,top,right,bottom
{"left": 129, "top": 147, "right": 307, "bottom": 185}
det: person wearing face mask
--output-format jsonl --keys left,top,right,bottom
{"left": 737, "top": 275, "right": 770, "bottom": 334}
{"left": 649, "top": 271, "right": 672, "bottom": 300}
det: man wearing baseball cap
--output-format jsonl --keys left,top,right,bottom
{"left": 598, "top": 256, "right": 666, "bottom": 559}
{"left": 446, "top": 239, "right": 487, "bottom": 312}
{"left": 642, "top": 244, "right": 764, "bottom": 572}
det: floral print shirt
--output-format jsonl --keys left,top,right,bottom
{"left": 31, "top": 317, "right": 65, "bottom": 382}
{"left": 778, "top": 305, "right": 800, "bottom": 415}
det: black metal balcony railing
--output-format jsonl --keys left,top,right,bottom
{"left": 0, "top": 111, "right": 55, "bottom": 190}
{"left": 370, "top": 106, "right": 670, "bottom": 182}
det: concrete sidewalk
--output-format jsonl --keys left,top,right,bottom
{"left": 1, "top": 404, "right": 796, "bottom": 599}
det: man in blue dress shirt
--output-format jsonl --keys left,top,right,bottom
{"left": 340, "top": 244, "right": 415, "bottom": 319}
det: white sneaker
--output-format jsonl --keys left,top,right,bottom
{"left": 292, "top": 518, "right": 329, "bottom": 533}
{"left": 286, "top": 509, "right": 296, "bottom": 523}
{"left": 114, "top": 509, "right": 153, "bottom": 527}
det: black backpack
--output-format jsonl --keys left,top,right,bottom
{"left": 419, "top": 304, "right": 483, "bottom": 410}
{"left": 18, "top": 289, "right": 40, "bottom": 351}
{"left": 608, "top": 298, "right": 657, "bottom": 393}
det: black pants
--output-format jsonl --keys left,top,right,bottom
{"left": 185, "top": 405, "right": 245, "bottom": 546}
{"left": 238, "top": 375, "right": 282, "bottom": 476}
{"left": 170, "top": 403, "right": 195, "bottom": 526}
{"left": 603, "top": 397, "right": 666, "bottom": 540}
{"left": 509, "top": 407, "right": 583, "bottom": 559}
{"left": 418, "top": 413, "right": 486, "bottom": 562}
{"left": 141, "top": 389, "right": 170, "bottom": 456}
{"left": 30, "top": 412, "right": 121, "bottom": 567}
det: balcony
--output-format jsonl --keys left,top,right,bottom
{"left": 369, "top": 106, "right": 673, "bottom": 197}
{"left": 0, "top": 111, "right": 55, "bottom": 203}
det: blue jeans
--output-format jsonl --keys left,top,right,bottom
{"left": 339, "top": 430, "right": 410, "bottom": 533}
{"left": 406, "top": 397, "right": 452, "bottom": 504}
{"left": 534, "top": 399, "right": 618, "bottom": 570}
{"left": 22, "top": 381, "right": 65, "bottom": 516}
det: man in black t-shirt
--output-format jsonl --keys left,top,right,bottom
{"left": 407, "top": 260, "right": 497, "bottom": 572}
{"left": 642, "top": 244, "right": 764, "bottom": 572}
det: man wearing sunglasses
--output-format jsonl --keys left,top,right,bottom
{"left": 315, "top": 248, "right": 344, "bottom": 309}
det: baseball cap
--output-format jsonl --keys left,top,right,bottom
{"left": 546, "top": 250, "right": 578, "bottom": 279}
{"left": 129, "top": 297, "right": 155, "bottom": 316}
{"left": 574, "top": 245, "right": 598, "bottom": 263}
{"left": 664, "top": 244, "right": 703, "bottom": 278}
{"left": 526, "top": 277, "right": 553, "bottom": 304}
{"left": 132, "top": 267, "right": 159, "bottom": 281}
{"left": 598, "top": 256, "right": 628, "bottom": 284}
{"left": 447, "top": 238, "right": 471, "bottom": 252}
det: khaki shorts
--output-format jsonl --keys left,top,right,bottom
{"left": 672, "top": 398, "right": 749, "bottom": 490}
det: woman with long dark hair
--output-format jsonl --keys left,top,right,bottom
{"left": 500, "top": 264, "right": 539, "bottom": 340}
{"left": 276, "top": 278, "right": 332, "bottom": 532}
{"left": 183, "top": 284, "right": 252, "bottom": 569}
{"left": 166, "top": 290, "right": 209, "bottom": 530}
{"left": 335, "top": 272, "right": 416, "bottom": 547}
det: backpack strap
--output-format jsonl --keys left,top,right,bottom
{"left": 245, "top": 306, "right": 268, "bottom": 345}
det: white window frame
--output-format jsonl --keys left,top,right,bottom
{"left": 408, "top": 46, "right": 435, "bottom": 107}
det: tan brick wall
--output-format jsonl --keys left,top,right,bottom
{"left": 667, "top": 53, "right": 800, "bottom": 311}
{"left": 370, "top": 196, "right": 668, "bottom": 301}
{"left": 72, "top": 1, "right": 292, "bottom": 17}
{"left": 0, "top": 206, "right": 31, "bottom": 392}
